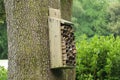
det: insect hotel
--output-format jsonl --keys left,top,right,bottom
{"left": 48, "top": 8, "right": 76, "bottom": 69}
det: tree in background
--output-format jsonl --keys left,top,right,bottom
{"left": 72, "top": 0, "right": 110, "bottom": 39}
{"left": 72, "top": 0, "right": 120, "bottom": 38}
{"left": 0, "top": 0, "right": 7, "bottom": 59}
{"left": 0, "top": 0, "right": 5, "bottom": 23}
{"left": 107, "top": 1, "right": 120, "bottom": 36}
{"left": 0, "top": 23, "right": 7, "bottom": 59}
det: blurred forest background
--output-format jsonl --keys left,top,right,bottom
{"left": 73, "top": 0, "right": 120, "bottom": 39}
{"left": 0, "top": 0, "right": 120, "bottom": 80}
{"left": 0, "top": 0, "right": 7, "bottom": 59}
{"left": 72, "top": 0, "right": 120, "bottom": 79}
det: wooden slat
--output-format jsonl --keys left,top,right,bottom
{"left": 49, "top": 8, "right": 61, "bottom": 18}
{"left": 48, "top": 17, "right": 63, "bottom": 68}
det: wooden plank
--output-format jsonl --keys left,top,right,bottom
{"left": 49, "top": 8, "right": 61, "bottom": 18}
{"left": 61, "top": 19, "right": 73, "bottom": 25}
{"left": 48, "top": 17, "right": 62, "bottom": 68}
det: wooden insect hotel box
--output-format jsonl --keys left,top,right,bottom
{"left": 48, "top": 8, "right": 76, "bottom": 69}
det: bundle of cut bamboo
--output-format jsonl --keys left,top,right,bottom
{"left": 61, "top": 24, "right": 76, "bottom": 66}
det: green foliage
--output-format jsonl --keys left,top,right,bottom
{"left": 107, "top": 1, "right": 120, "bottom": 35}
{"left": 76, "top": 35, "right": 120, "bottom": 80}
{"left": 0, "top": 0, "right": 5, "bottom": 23}
{"left": 0, "top": 0, "right": 8, "bottom": 59}
{"left": 0, "top": 66, "right": 7, "bottom": 80}
{"left": 72, "top": 0, "right": 110, "bottom": 38}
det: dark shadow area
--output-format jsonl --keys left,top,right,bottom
{"left": 51, "top": 69, "right": 63, "bottom": 77}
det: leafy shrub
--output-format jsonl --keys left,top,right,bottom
{"left": 0, "top": 66, "right": 7, "bottom": 80}
{"left": 76, "top": 35, "right": 120, "bottom": 80}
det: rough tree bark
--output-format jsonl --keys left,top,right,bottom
{"left": 4, "top": 0, "right": 75, "bottom": 80}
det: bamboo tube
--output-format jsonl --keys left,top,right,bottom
{"left": 61, "top": 25, "right": 64, "bottom": 30}
{"left": 62, "top": 54, "right": 67, "bottom": 60}
{"left": 63, "top": 60, "right": 66, "bottom": 65}
{"left": 72, "top": 61, "right": 76, "bottom": 66}
{"left": 66, "top": 60, "right": 70, "bottom": 65}
{"left": 62, "top": 49, "right": 66, "bottom": 53}
{"left": 73, "top": 49, "right": 76, "bottom": 54}
{"left": 61, "top": 24, "right": 76, "bottom": 66}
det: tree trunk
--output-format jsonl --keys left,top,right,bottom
{"left": 4, "top": 0, "right": 75, "bottom": 80}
